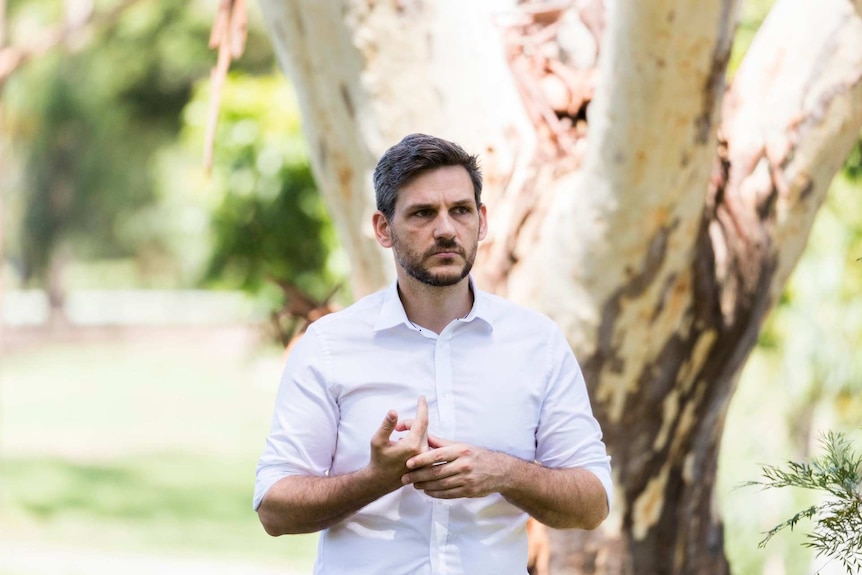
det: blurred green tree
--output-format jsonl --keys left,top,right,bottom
{"left": 184, "top": 74, "right": 343, "bottom": 345}
{"left": 4, "top": 0, "right": 274, "bottom": 316}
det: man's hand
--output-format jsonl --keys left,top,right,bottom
{"left": 367, "top": 396, "right": 430, "bottom": 490}
{"left": 258, "top": 396, "right": 431, "bottom": 535}
{"left": 400, "top": 435, "right": 509, "bottom": 499}
{"left": 400, "top": 432, "right": 608, "bottom": 529}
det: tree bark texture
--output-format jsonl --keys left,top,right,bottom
{"left": 258, "top": 0, "right": 862, "bottom": 572}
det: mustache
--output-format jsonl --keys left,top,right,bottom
{"left": 426, "top": 238, "right": 465, "bottom": 256}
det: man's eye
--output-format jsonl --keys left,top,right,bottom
{"left": 414, "top": 210, "right": 430, "bottom": 218}
{"left": 453, "top": 206, "right": 470, "bottom": 215}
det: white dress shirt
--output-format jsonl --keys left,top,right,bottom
{"left": 254, "top": 279, "right": 612, "bottom": 575}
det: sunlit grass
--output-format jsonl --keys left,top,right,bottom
{"left": 0, "top": 453, "right": 316, "bottom": 568}
{"left": 0, "top": 330, "right": 316, "bottom": 572}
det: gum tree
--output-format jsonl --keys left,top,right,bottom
{"left": 256, "top": 0, "right": 862, "bottom": 572}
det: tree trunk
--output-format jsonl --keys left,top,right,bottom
{"left": 0, "top": 0, "right": 146, "bottom": 349}
{"left": 258, "top": 0, "right": 862, "bottom": 572}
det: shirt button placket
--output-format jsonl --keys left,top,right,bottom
{"left": 430, "top": 328, "right": 455, "bottom": 575}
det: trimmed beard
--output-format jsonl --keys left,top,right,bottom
{"left": 391, "top": 234, "right": 476, "bottom": 287}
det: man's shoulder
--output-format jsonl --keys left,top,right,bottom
{"left": 306, "top": 288, "right": 387, "bottom": 335}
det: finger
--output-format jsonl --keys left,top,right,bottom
{"left": 402, "top": 460, "right": 458, "bottom": 485}
{"left": 415, "top": 396, "right": 429, "bottom": 430}
{"left": 423, "top": 488, "right": 461, "bottom": 500}
{"left": 406, "top": 396, "right": 429, "bottom": 442}
{"left": 371, "top": 409, "right": 397, "bottom": 446}
{"left": 428, "top": 434, "right": 455, "bottom": 448}
{"left": 395, "top": 418, "right": 415, "bottom": 432}
{"left": 406, "top": 445, "right": 453, "bottom": 469}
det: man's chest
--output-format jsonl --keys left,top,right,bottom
{"left": 327, "top": 332, "right": 548, "bottom": 466}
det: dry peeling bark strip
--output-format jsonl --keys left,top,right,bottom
{"left": 203, "top": 0, "right": 248, "bottom": 172}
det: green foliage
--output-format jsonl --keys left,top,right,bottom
{"left": 4, "top": 0, "right": 276, "bottom": 289}
{"left": 845, "top": 139, "right": 862, "bottom": 181}
{"left": 18, "top": 56, "right": 158, "bottom": 281}
{"left": 186, "top": 74, "right": 343, "bottom": 306}
{"left": 5, "top": 0, "right": 342, "bottom": 305}
{"left": 204, "top": 163, "right": 330, "bottom": 292}
{"left": 745, "top": 431, "right": 862, "bottom": 574}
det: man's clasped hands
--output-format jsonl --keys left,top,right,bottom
{"left": 369, "top": 396, "right": 509, "bottom": 500}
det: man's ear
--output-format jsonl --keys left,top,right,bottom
{"left": 478, "top": 203, "right": 488, "bottom": 242}
{"left": 372, "top": 211, "right": 393, "bottom": 248}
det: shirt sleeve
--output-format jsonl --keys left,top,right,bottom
{"left": 535, "top": 327, "right": 613, "bottom": 510}
{"left": 253, "top": 326, "right": 339, "bottom": 511}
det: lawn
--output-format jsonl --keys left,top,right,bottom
{"left": 0, "top": 327, "right": 317, "bottom": 573}
{"left": 3, "top": 325, "right": 850, "bottom": 575}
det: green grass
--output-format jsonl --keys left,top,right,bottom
{"left": 0, "top": 453, "right": 316, "bottom": 567}
{"left": 0, "top": 330, "right": 317, "bottom": 572}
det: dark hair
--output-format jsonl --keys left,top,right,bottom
{"left": 373, "top": 133, "right": 482, "bottom": 220}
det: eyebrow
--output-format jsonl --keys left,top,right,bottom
{"left": 402, "top": 199, "right": 474, "bottom": 212}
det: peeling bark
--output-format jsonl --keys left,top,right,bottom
{"left": 541, "top": 1, "right": 861, "bottom": 572}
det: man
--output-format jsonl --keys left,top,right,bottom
{"left": 254, "top": 133, "right": 612, "bottom": 574}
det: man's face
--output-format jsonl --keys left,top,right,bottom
{"left": 374, "top": 165, "right": 487, "bottom": 287}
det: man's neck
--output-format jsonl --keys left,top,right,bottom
{"left": 396, "top": 273, "right": 473, "bottom": 335}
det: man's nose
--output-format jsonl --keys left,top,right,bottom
{"left": 433, "top": 213, "right": 456, "bottom": 239}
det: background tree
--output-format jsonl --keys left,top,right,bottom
{"left": 2, "top": 0, "right": 273, "bottom": 319}
{"left": 190, "top": 74, "right": 343, "bottom": 345}
{"left": 256, "top": 0, "right": 862, "bottom": 573}
{"left": 0, "top": 0, "right": 148, "bottom": 333}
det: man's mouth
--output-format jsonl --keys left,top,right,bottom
{"left": 429, "top": 249, "right": 462, "bottom": 258}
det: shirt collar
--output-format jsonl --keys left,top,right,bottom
{"left": 373, "top": 276, "right": 494, "bottom": 332}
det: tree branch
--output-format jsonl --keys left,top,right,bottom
{"left": 715, "top": 0, "right": 862, "bottom": 326}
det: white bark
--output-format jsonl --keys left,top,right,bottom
{"left": 257, "top": 0, "right": 534, "bottom": 296}
{"left": 721, "top": 0, "right": 862, "bottom": 306}
{"left": 510, "top": 0, "right": 740, "bottom": 422}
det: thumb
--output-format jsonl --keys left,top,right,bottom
{"left": 372, "top": 409, "right": 397, "bottom": 446}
